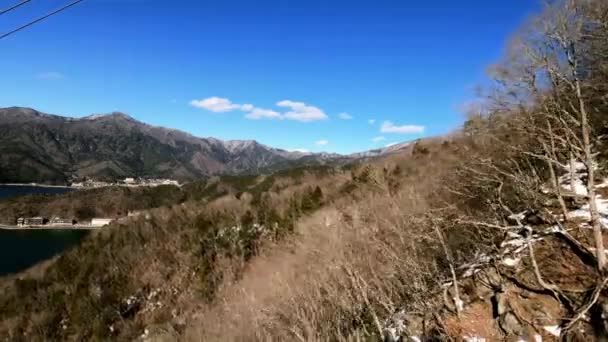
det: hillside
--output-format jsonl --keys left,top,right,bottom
{"left": 0, "top": 107, "right": 378, "bottom": 184}
{"left": 0, "top": 164, "right": 343, "bottom": 226}
{"left": 3, "top": 118, "right": 607, "bottom": 341}
{"left": 1, "top": 1, "right": 608, "bottom": 341}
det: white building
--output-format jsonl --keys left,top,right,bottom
{"left": 50, "top": 217, "right": 74, "bottom": 225}
{"left": 161, "top": 179, "right": 180, "bottom": 186}
{"left": 91, "top": 218, "right": 112, "bottom": 227}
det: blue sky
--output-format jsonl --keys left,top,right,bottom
{"left": 0, "top": 0, "right": 539, "bottom": 154}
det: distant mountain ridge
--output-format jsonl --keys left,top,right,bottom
{"left": 0, "top": 107, "right": 413, "bottom": 184}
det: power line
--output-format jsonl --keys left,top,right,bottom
{"left": 0, "top": 0, "right": 32, "bottom": 16}
{"left": 0, "top": 0, "right": 85, "bottom": 41}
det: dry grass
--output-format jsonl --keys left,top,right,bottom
{"left": 0, "top": 133, "right": 556, "bottom": 341}
{"left": 183, "top": 144, "right": 477, "bottom": 341}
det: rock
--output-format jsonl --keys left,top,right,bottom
{"left": 500, "top": 311, "right": 524, "bottom": 337}
{"left": 522, "top": 210, "right": 549, "bottom": 226}
{"left": 120, "top": 291, "right": 146, "bottom": 319}
{"left": 495, "top": 293, "right": 525, "bottom": 337}
{"left": 506, "top": 210, "right": 550, "bottom": 226}
{"left": 565, "top": 195, "right": 587, "bottom": 209}
{"left": 484, "top": 268, "right": 504, "bottom": 290}
{"left": 383, "top": 311, "right": 426, "bottom": 342}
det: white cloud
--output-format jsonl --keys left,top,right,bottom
{"left": 277, "top": 100, "right": 328, "bottom": 122}
{"left": 37, "top": 71, "right": 64, "bottom": 80}
{"left": 368, "top": 119, "right": 376, "bottom": 125}
{"left": 191, "top": 96, "right": 331, "bottom": 122}
{"left": 290, "top": 148, "right": 310, "bottom": 153}
{"left": 245, "top": 107, "right": 282, "bottom": 120}
{"left": 385, "top": 142, "right": 398, "bottom": 147}
{"left": 338, "top": 112, "right": 353, "bottom": 120}
{"left": 190, "top": 97, "right": 247, "bottom": 112}
{"left": 371, "top": 136, "right": 386, "bottom": 142}
{"left": 315, "top": 139, "right": 329, "bottom": 146}
{"left": 241, "top": 104, "right": 254, "bottom": 111}
{"left": 380, "top": 121, "right": 425, "bottom": 134}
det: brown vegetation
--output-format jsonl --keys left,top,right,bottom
{"left": 1, "top": 0, "right": 608, "bottom": 341}
{"left": 0, "top": 185, "right": 185, "bottom": 224}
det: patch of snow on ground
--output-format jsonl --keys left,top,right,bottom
{"left": 462, "top": 265, "right": 481, "bottom": 278}
{"left": 141, "top": 328, "right": 149, "bottom": 339}
{"left": 543, "top": 325, "right": 561, "bottom": 337}
{"left": 463, "top": 336, "right": 486, "bottom": 342}
{"left": 506, "top": 231, "right": 521, "bottom": 239}
{"left": 501, "top": 234, "right": 541, "bottom": 250}
{"left": 564, "top": 175, "right": 608, "bottom": 228}
{"left": 508, "top": 212, "right": 527, "bottom": 223}
{"left": 569, "top": 196, "right": 608, "bottom": 227}
{"left": 503, "top": 238, "right": 527, "bottom": 248}
{"left": 572, "top": 161, "right": 586, "bottom": 171}
{"left": 571, "top": 178, "right": 588, "bottom": 196}
{"left": 502, "top": 256, "right": 520, "bottom": 267}
{"left": 458, "top": 252, "right": 492, "bottom": 278}
{"left": 546, "top": 225, "right": 562, "bottom": 233}
{"left": 558, "top": 161, "right": 594, "bottom": 196}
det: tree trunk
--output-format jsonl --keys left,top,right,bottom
{"left": 575, "top": 74, "right": 605, "bottom": 270}
{"left": 545, "top": 121, "right": 570, "bottom": 221}
{"left": 570, "top": 151, "right": 577, "bottom": 194}
{"left": 547, "top": 155, "right": 570, "bottom": 222}
{"left": 434, "top": 223, "right": 462, "bottom": 316}
{"left": 543, "top": 143, "right": 570, "bottom": 221}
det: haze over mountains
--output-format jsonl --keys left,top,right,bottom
{"left": 0, "top": 107, "right": 413, "bottom": 184}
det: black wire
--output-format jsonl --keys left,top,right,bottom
{"left": 0, "top": 0, "right": 32, "bottom": 16}
{"left": 0, "top": 0, "right": 85, "bottom": 41}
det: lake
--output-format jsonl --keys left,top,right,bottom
{"left": 0, "top": 185, "right": 73, "bottom": 200}
{"left": 0, "top": 185, "right": 88, "bottom": 277}
{"left": 0, "top": 229, "right": 89, "bottom": 276}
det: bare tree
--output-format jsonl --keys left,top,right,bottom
{"left": 483, "top": 0, "right": 607, "bottom": 270}
{"left": 545, "top": 0, "right": 605, "bottom": 269}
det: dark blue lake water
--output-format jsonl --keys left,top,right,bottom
{"left": 0, "top": 185, "right": 73, "bottom": 200}
{"left": 0, "top": 185, "right": 88, "bottom": 277}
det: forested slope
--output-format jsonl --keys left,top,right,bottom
{"left": 1, "top": 1, "right": 608, "bottom": 341}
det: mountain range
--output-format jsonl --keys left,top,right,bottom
{"left": 0, "top": 107, "right": 413, "bottom": 184}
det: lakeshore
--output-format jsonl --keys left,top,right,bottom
{"left": 0, "top": 185, "right": 94, "bottom": 276}
{"left": 0, "top": 224, "right": 101, "bottom": 230}
{"left": 0, "top": 183, "right": 73, "bottom": 189}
